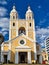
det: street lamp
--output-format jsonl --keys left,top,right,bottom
{"left": 0, "top": 34, "right": 4, "bottom": 64}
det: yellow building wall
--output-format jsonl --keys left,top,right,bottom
{"left": 9, "top": 35, "right": 35, "bottom": 62}
{"left": 3, "top": 44, "right": 9, "bottom": 51}
{"left": 10, "top": 19, "right": 35, "bottom": 40}
{"left": 11, "top": 30, "right": 16, "bottom": 39}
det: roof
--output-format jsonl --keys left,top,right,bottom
{"left": 3, "top": 33, "right": 36, "bottom": 43}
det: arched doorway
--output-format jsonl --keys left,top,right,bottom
{"left": 18, "top": 27, "right": 26, "bottom": 35}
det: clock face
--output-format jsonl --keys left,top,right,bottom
{"left": 0, "top": 34, "right": 4, "bottom": 44}
{"left": 20, "top": 40, "right": 25, "bottom": 45}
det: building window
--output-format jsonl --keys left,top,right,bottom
{"left": 18, "top": 27, "right": 26, "bottom": 35}
{"left": 13, "top": 23, "right": 15, "bottom": 26}
{"left": 20, "top": 40, "right": 25, "bottom": 45}
{"left": 19, "top": 39, "right": 26, "bottom": 46}
{"left": 30, "top": 23, "right": 31, "bottom": 27}
{"left": 29, "top": 16, "right": 31, "bottom": 19}
{"left": 45, "top": 55, "right": 46, "bottom": 58}
{"left": 13, "top": 16, "right": 15, "bottom": 19}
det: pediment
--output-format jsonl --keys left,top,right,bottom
{"left": 6, "top": 33, "right": 35, "bottom": 43}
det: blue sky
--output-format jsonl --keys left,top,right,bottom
{"left": 0, "top": 0, "right": 49, "bottom": 48}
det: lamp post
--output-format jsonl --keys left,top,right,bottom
{"left": 0, "top": 34, "right": 4, "bottom": 64}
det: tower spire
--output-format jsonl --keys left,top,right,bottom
{"left": 28, "top": 6, "right": 31, "bottom": 10}
{"left": 13, "top": 3, "right": 15, "bottom": 9}
{"left": 13, "top": 5, "right": 15, "bottom": 9}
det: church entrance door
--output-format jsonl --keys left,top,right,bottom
{"left": 19, "top": 52, "right": 27, "bottom": 63}
{"left": 4, "top": 55, "right": 7, "bottom": 63}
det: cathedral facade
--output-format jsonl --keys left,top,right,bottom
{"left": 1, "top": 6, "right": 42, "bottom": 64}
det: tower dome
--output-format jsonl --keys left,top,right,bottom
{"left": 10, "top": 5, "right": 18, "bottom": 19}
{"left": 26, "top": 6, "right": 33, "bottom": 20}
{"left": 26, "top": 6, "right": 32, "bottom": 13}
{"left": 11, "top": 5, "right": 17, "bottom": 13}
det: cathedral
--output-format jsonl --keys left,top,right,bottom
{"left": 1, "top": 6, "right": 42, "bottom": 64}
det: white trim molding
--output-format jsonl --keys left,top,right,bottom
{"left": 15, "top": 52, "right": 19, "bottom": 64}
{"left": 8, "top": 50, "right": 11, "bottom": 61}
{"left": 33, "top": 19, "right": 37, "bottom": 60}
{"left": 26, "top": 21, "right": 28, "bottom": 36}
{"left": 28, "top": 51, "right": 31, "bottom": 64}
{"left": 16, "top": 21, "right": 18, "bottom": 36}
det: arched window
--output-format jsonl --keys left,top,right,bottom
{"left": 13, "top": 16, "right": 15, "bottom": 19}
{"left": 18, "top": 27, "right": 26, "bottom": 35}
{"left": 45, "top": 55, "right": 46, "bottom": 58}
{"left": 13, "top": 23, "right": 15, "bottom": 26}
{"left": 29, "top": 16, "right": 31, "bottom": 19}
{"left": 30, "top": 23, "right": 31, "bottom": 27}
{"left": 16, "top": 15, "right": 17, "bottom": 19}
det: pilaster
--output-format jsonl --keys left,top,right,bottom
{"left": 28, "top": 51, "right": 31, "bottom": 63}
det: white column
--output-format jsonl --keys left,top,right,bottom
{"left": 8, "top": 50, "right": 11, "bottom": 61}
{"left": 28, "top": 51, "right": 31, "bottom": 64}
{"left": 1, "top": 52, "right": 4, "bottom": 63}
{"left": 1, "top": 43, "right": 4, "bottom": 63}
{"left": 15, "top": 52, "right": 19, "bottom": 64}
{"left": 39, "top": 55, "right": 42, "bottom": 64}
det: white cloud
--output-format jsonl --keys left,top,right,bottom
{"left": 0, "top": 31, "right": 2, "bottom": 33}
{"left": 0, "top": 18, "right": 9, "bottom": 28}
{"left": 3, "top": 31, "right": 8, "bottom": 36}
{"left": 0, "top": 0, "right": 7, "bottom": 5}
{"left": 40, "top": 35, "right": 46, "bottom": 39}
{"left": 2, "top": 28, "right": 8, "bottom": 31}
{"left": 0, "top": 7, "right": 7, "bottom": 17}
{"left": 0, "top": 30, "right": 8, "bottom": 36}
{"left": 47, "top": 26, "right": 49, "bottom": 29}
{"left": 0, "top": 0, "right": 8, "bottom": 38}
{"left": 36, "top": 26, "right": 49, "bottom": 47}
{"left": 36, "top": 27, "right": 49, "bottom": 35}
{"left": 0, "top": 18, "right": 9, "bottom": 36}
{"left": 40, "top": 43, "right": 45, "bottom": 47}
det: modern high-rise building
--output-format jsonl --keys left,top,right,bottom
{"left": 45, "top": 37, "right": 49, "bottom": 61}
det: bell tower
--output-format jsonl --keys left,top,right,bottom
{"left": 9, "top": 5, "right": 18, "bottom": 40}
{"left": 25, "top": 6, "right": 37, "bottom": 61}
{"left": 26, "top": 6, "right": 35, "bottom": 41}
